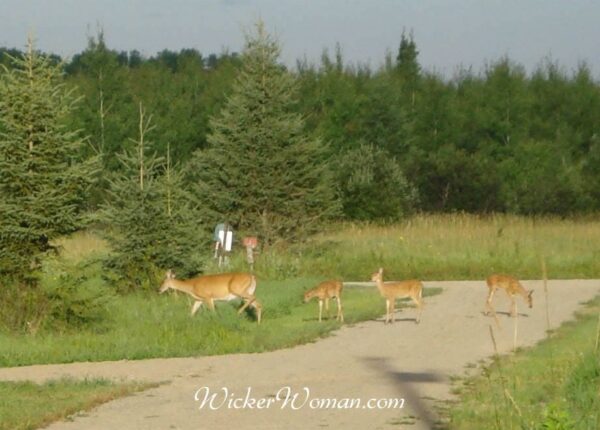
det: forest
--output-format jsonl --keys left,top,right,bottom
{"left": 2, "top": 31, "right": 599, "bottom": 218}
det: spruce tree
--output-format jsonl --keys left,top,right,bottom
{"left": 0, "top": 38, "right": 96, "bottom": 279}
{"left": 189, "top": 22, "right": 339, "bottom": 245}
{"left": 101, "top": 104, "right": 202, "bottom": 291}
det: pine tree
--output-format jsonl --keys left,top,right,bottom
{"left": 101, "top": 104, "right": 203, "bottom": 291}
{"left": 0, "top": 38, "right": 97, "bottom": 279}
{"left": 188, "top": 22, "right": 340, "bottom": 245}
{"left": 396, "top": 31, "right": 421, "bottom": 89}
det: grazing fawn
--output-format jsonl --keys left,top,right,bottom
{"left": 303, "top": 280, "right": 344, "bottom": 323}
{"left": 484, "top": 274, "right": 533, "bottom": 318}
{"left": 371, "top": 268, "right": 424, "bottom": 324}
{"left": 159, "top": 270, "right": 262, "bottom": 324}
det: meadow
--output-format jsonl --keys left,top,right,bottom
{"left": 249, "top": 213, "right": 600, "bottom": 280}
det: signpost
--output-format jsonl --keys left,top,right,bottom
{"left": 243, "top": 236, "right": 258, "bottom": 272}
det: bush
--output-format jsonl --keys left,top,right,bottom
{"left": 41, "top": 259, "right": 114, "bottom": 332}
{"left": 0, "top": 276, "right": 48, "bottom": 333}
{"left": 0, "top": 259, "right": 113, "bottom": 334}
{"left": 336, "top": 143, "right": 417, "bottom": 220}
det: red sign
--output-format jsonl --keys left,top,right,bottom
{"left": 243, "top": 236, "right": 258, "bottom": 248}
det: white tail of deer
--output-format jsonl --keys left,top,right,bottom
{"left": 484, "top": 274, "right": 533, "bottom": 318}
{"left": 303, "top": 280, "right": 344, "bottom": 323}
{"left": 159, "top": 270, "right": 262, "bottom": 324}
{"left": 371, "top": 268, "right": 423, "bottom": 324}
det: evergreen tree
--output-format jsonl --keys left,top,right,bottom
{"left": 396, "top": 31, "right": 421, "bottom": 105}
{"left": 188, "top": 22, "right": 340, "bottom": 245}
{"left": 0, "top": 38, "right": 96, "bottom": 278}
{"left": 101, "top": 104, "right": 202, "bottom": 292}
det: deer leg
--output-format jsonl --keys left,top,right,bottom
{"left": 318, "top": 299, "right": 323, "bottom": 322}
{"left": 485, "top": 288, "right": 496, "bottom": 316}
{"left": 249, "top": 299, "right": 262, "bottom": 324}
{"left": 384, "top": 299, "right": 390, "bottom": 324}
{"left": 206, "top": 298, "right": 215, "bottom": 311}
{"left": 336, "top": 296, "right": 344, "bottom": 323}
{"left": 509, "top": 294, "right": 517, "bottom": 317}
{"left": 325, "top": 298, "right": 330, "bottom": 319}
{"left": 412, "top": 296, "right": 422, "bottom": 324}
{"left": 191, "top": 300, "right": 203, "bottom": 316}
{"left": 237, "top": 295, "right": 261, "bottom": 323}
{"left": 236, "top": 294, "right": 256, "bottom": 315}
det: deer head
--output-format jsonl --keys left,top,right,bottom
{"left": 371, "top": 267, "right": 384, "bottom": 283}
{"left": 159, "top": 269, "right": 176, "bottom": 293}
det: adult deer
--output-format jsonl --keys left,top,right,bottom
{"left": 303, "top": 280, "right": 344, "bottom": 323}
{"left": 484, "top": 274, "right": 533, "bottom": 318}
{"left": 371, "top": 268, "right": 423, "bottom": 324}
{"left": 159, "top": 270, "right": 262, "bottom": 324}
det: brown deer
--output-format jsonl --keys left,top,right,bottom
{"left": 371, "top": 268, "right": 423, "bottom": 324}
{"left": 304, "top": 280, "right": 344, "bottom": 323}
{"left": 159, "top": 270, "right": 262, "bottom": 323}
{"left": 484, "top": 274, "right": 533, "bottom": 318}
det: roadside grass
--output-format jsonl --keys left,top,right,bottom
{"left": 447, "top": 297, "right": 600, "bottom": 429}
{"left": 0, "top": 378, "right": 156, "bottom": 430}
{"left": 0, "top": 278, "right": 441, "bottom": 366}
{"left": 246, "top": 213, "right": 600, "bottom": 281}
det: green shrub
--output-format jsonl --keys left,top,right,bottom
{"left": 41, "top": 259, "right": 114, "bottom": 332}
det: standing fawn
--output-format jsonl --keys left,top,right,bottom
{"left": 484, "top": 274, "right": 533, "bottom": 318}
{"left": 159, "top": 270, "right": 262, "bottom": 324}
{"left": 371, "top": 268, "right": 424, "bottom": 324}
{"left": 303, "top": 280, "right": 344, "bottom": 323}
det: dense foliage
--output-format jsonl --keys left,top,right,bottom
{"left": 0, "top": 40, "right": 99, "bottom": 331}
{"left": 100, "top": 105, "right": 204, "bottom": 291}
{"left": 188, "top": 23, "right": 340, "bottom": 244}
{"left": 0, "top": 41, "right": 97, "bottom": 278}
{"left": 3, "top": 31, "right": 597, "bottom": 219}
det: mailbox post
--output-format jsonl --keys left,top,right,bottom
{"left": 243, "top": 236, "right": 258, "bottom": 272}
{"left": 213, "top": 223, "right": 233, "bottom": 267}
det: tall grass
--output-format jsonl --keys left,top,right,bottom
{"left": 448, "top": 297, "right": 600, "bottom": 429}
{"left": 246, "top": 214, "right": 600, "bottom": 281}
{"left": 53, "top": 214, "right": 600, "bottom": 282}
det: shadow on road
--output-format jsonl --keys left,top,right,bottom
{"left": 362, "top": 356, "right": 447, "bottom": 429}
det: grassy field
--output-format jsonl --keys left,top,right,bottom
{"left": 447, "top": 297, "right": 600, "bottom": 429}
{"left": 0, "top": 378, "right": 155, "bottom": 430}
{"left": 0, "top": 278, "right": 440, "bottom": 366}
{"left": 247, "top": 213, "right": 600, "bottom": 281}
{"left": 3, "top": 213, "right": 598, "bottom": 366}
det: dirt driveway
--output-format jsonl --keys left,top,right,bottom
{"left": 1, "top": 280, "right": 599, "bottom": 429}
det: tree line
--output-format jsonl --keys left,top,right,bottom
{"left": 3, "top": 30, "right": 599, "bottom": 218}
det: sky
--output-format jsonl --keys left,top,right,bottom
{"left": 1, "top": 0, "right": 599, "bottom": 76}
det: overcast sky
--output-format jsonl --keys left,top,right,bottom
{"left": 1, "top": 0, "right": 599, "bottom": 76}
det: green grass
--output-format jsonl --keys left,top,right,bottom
{"left": 0, "top": 378, "right": 155, "bottom": 430}
{"left": 447, "top": 297, "right": 600, "bottom": 429}
{"left": 0, "top": 278, "right": 441, "bottom": 366}
{"left": 2, "top": 213, "right": 598, "bottom": 366}
{"left": 243, "top": 214, "right": 600, "bottom": 281}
